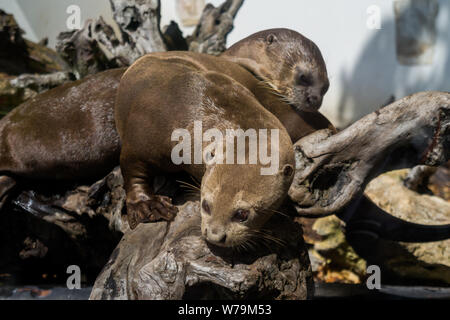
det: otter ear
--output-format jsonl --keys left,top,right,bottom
{"left": 282, "top": 164, "right": 294, "bottom": 177}
{"left": 266, "top": 34, "right": 277, "bottom": 45}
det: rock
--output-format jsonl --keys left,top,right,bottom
{"left": 90, "top": 201, "right": 314, "bottom": 300}
{"left": 366, "top": 170, "right": 450, "bottom": 228}
{"left": 299, "top": 168, "right": 450, "bottom": 286}
{"left": 356, "top": 169, "right": 450, "bottom": 285}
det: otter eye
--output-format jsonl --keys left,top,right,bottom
{"left": 202, "top": 200, "right": 211, "bottom": 215}
{"left": 283, "top": 164, "right": 294, "bottom": 177}
{"left": 296, "top": 73, "right": 313, "bottom": 87}
{"left": 232, "top": 209, "right": 249, "bottom": 223}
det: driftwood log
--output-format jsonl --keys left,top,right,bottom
{"left": 188, "top": 0, "right": 244, "bottom": 55}
{"left": 289, "top": 91, "right": 450, "bottom": 216}
{"left": 7, "top": 168, "right": 313, "bottom": 299}
{"left": 56, "top": 0, "right": 167, "bottom": 78}
{"left": 90, "top": 201, "right": 313, "bottom": 300}
{"left": 55, "top": 0, "right": 242, "bottom": 78}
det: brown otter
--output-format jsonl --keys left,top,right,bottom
{"left": 113, "top": 29, "right": 334, "bottom": 244}
{"left": 115, "top": 54, "right": 295, "bottom": 247}
{"left": 0, "top": 68, "right": 125, "bottom": 207}
{"left": 220, "top": 28, "right": 335, "bottom": 143}
{"left": 221, "top": 28, "right": 330, "bottom": 114}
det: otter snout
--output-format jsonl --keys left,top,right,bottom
{"left": 306, "top": 94, "right": 322, "bottom": 109}
{"left": 204, "top": 227, "right": 228, "bottom": 246}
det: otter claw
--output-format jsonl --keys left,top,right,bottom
{"left": 127, "top": 195, "right": 178, "bottom": 230}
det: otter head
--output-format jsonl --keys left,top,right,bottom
{"left": 222, "top": 28, "right": 329, "bottom": 112}
{"left": 200, "top": 142, "right": 295, "bottom": 249}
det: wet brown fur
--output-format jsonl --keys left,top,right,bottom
{"left": 115, "top": 53, "right": 295, "bottom": 246}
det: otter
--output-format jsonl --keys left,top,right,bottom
{"left": 115, "top": 54, "right": 295, "bottom": 247}
{"left": 0, "top": 68, "right": 125, "bottom": 208}
{"left": 221, "top": 28, "right": 335, "bottom": 142}
{"left": 113, "top": 29, "right": 334, "bottom": 244}
{"left": 221, "top": 28, "right": 330, "bottom": 114}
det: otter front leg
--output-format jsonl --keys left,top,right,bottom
{"left": 122, "top": 161, "right": 178, "bottom": 230}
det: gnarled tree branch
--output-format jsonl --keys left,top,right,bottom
{"left": 289, "top": 91, "right": 450, "bottom": 216}
{"left": 10, "top": 168, "right": 313, "bottom": 300}
{"left": 109, "top": 0, "right": 166, "bottom": 59}
{"left": 89, "top": 201, "right": 313, "bottom": 300}
{"left": 188, "top": 0, "right": 244, "bottom": 55}
{"left": 56, "top": 0, "right": 167, "bottom": 78}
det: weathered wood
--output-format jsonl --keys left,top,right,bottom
{"left": 9, "top": 71, "right": 74, "bottom": 94}
{"left": 289, "top": 91, "right": 450, "bottom": 216}
{"left": 0, "top": 10, "right": 68, "bottom": 76}
{"left": 56, "top": 0, "right": 167, "bottom": 78}
{"left": 188, "top": 0, "right": 244, "bottom": 55}
{"left": 56, "top": 20, "right": 120, "bottom": 79}
{"left": 0, "top": 172, "right": 125, "bottom": 283}
{"left": 55, "top": 0, "right": 245, "bottom": 78}
{"left": 12, "top": 167, "right": 127, "bottom": 240}
{"left": 9, "top": 167, "right": 313, "bottom": 300}
{"left": 109, "top": 0, "right": 167, "bottom": 57}
{"left": 90, "top": 201, "right": 313, "bottom": 300}
{"left": 403, "top": 165, "right": 438, "bottom": 192}
{"left": 0, "top": 10, "right": 70, "bottom": 113}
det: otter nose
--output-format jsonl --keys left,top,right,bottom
{"left": 307, "top": 95, "right": 321, "bottom": 106}
{"left": 207, "top": 228, "right": 227, "bottom": 245}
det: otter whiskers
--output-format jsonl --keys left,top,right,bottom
{"left": 177, "top": 180, "right": 201, "bottom": 200}
{"left": 247, "top": 229, "right": 286, "bottom": 249}
{"left": 257, "top": 80, "right": 294, "bottom": 105}
{"left": 177, "top": 180, "right": 201, "bottom": 192}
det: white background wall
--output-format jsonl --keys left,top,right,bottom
{"left": 0, "top": 0, "right": 449, "bottom": 127}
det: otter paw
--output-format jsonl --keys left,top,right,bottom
{"left": 126, "top": 195, "right": 178, "bottom": 230}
